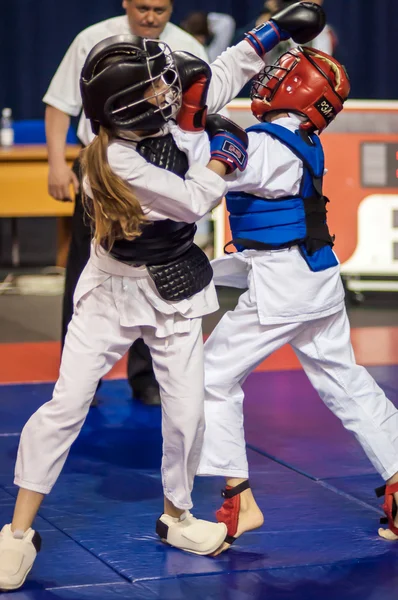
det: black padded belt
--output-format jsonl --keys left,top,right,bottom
{"left": 147, "top": 244, "right": 213, "bottom": 302}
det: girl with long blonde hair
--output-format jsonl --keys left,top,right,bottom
{"left": 0, "top": 30, "right": 259, "bottom": 588}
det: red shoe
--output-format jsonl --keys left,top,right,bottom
{"left": 216, "top": 480, "right": 250, "bottom": 545}
{"left": 376, "top": 483, "right": 398, "bottom": 536}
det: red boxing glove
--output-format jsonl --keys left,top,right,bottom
{"left": 173, "top": 51, "right": 212, "bottom": 132}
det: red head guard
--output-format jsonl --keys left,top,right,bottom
{"left": 250, "top": 46, "right": 350, "bottom": 133}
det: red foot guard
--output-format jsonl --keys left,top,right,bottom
{"left": 216, "top": 480, "right": 250, "bottom": 544}
{"left": 376, "top": 482, "right": 398, "bottom": 536}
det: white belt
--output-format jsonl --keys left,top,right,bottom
{"left": 90, "top": 243, "right": 149, "bottom": 278}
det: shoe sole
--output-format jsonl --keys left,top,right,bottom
{"left": 159, "top": 532, "right": 226, "bottom": 556}
{"left": 0, "top": 564, "right": 33, "bottom": 592}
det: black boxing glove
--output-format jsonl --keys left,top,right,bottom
{"left": 272, "top": 1, "right": 326, "bottom": 44}
{"left": 173, "top": 51, "right": 212, "bottom": 132}
{"left": 245, "top": 1, "right": 326, "bottom": 56}
{"left": 206, "top": 114, "right": 248, "bottom": 174}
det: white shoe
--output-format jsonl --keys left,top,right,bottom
{"left": 156, "top": 511, "right": 227, "bottom": 555}
{"left": 0, "top": 524, "right": 41, "bottom": 591}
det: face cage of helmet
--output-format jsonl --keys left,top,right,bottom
{"left": 250, "top": 49, "right": 343, "bottom": 131}
{"left": 106, "top": 40, "right": 182, "bottom": 134}
{"left": 251, "top": 63, "right": 292, "bottom": 105}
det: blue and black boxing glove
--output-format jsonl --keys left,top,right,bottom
{"left": 206, "top": 114, "right": 248, "bottom": 174}
{"left": 245, "top": 1, "right": 326, "bottom": 57}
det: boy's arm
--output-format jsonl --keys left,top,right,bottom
{"left": 206, "top": 42, "right": 266, "bottom": 115}
{"left": 172, "top": 43, "right": 265, "bottom": 132}
{"left": 207, "top": 1, "right": 326, "bottom": 113}
{"left": 173, "top": 3, "right": 325, "bottom": 133}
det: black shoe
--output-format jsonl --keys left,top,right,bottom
{"left": 135, "top": 387, "right": 161, "bottom": 406}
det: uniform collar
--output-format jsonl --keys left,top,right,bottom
{"left": 270, "top": 113, "right": 303, "bottom": 132}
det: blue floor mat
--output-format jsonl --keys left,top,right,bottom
{"left": 1, "top": 449, "right": 389, "bottom": 585}
{"left": 0, "top": 373, "right": 397, "bottom": 599}
{"left": 243, "top": 367, "right": 398, "bottom": 480}
{"left": 0, "top": 529, "right": 124, "bottom": 591}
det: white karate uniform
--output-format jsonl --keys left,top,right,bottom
{"left": 197, "top": 115, "right": 398, "bottom": 482}
{"left": 14, "top": 42, "right": 265, "bottom": 509}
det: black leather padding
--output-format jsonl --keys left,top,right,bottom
{"left": 136, "top": 133, "right": 189, "bottom": 178}
{"left": 147, "top": 244, "right": 213, "bottom": 302}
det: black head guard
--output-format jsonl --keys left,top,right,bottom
{"left": 80, "top": 34, "right": 181, "bottom": 134}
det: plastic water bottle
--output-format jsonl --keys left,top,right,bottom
{"left": 0, "top": 108, "right": 14, "bottom": 147}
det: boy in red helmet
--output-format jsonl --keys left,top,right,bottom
{"left": 195, "top": 46, "right": 398, "bottom": 553}
{"left": 0, "top": 3, "right": 329, "bottom": 591}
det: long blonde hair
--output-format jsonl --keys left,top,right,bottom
{"left": 80, "top": 127, "right": 148, "bottom": 249}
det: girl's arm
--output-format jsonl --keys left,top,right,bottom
{"left": 107, "top": 142, "right": 228, "bottom": 223}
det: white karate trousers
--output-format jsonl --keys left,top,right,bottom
{"left": 197, "top": 289, "right": 398, "bottom": 481}
{"left": 14, "top": 279, "right": 206, "bottom": 509}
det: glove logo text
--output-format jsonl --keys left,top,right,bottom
{"left": 222, "top": 140, "right": 245, "bottom": 166}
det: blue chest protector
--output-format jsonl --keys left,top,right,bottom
{"left": 226, "top": 123, "right": 338, "bottom": 272}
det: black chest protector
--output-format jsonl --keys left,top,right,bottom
{"left": 109, "top": 133, "right": 213, "bottom": 301}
